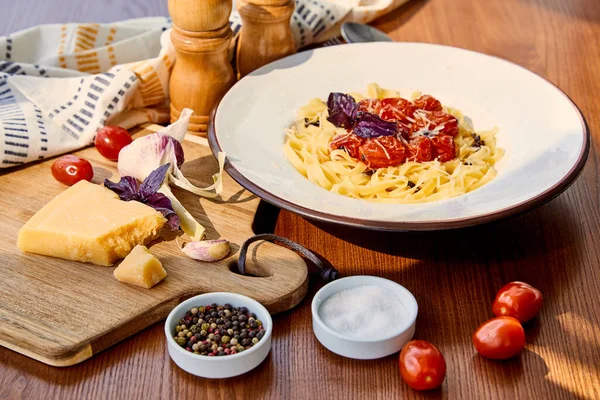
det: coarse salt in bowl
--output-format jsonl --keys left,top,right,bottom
{"left": 311, "top": 276, "right": 418, "bottom": 359}
{"left": 165, "top": 292, "right": 273, "bottom": 378}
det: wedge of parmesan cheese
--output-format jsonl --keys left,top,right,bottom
{"left": 17, "top": 181, "right": 166, "bottom": 266}
{"left": 113, "top": 245, "right": 166, "bottom": 289}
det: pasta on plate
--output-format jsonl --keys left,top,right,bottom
{"left": 283, "top": 84, "right": 504, "bottom": 203}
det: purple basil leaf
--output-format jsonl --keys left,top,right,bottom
{"left": 104, "top": 176, "right": 141, "bottom": 201}
{"left": 326, "top": 92, "right": 358, "bottom": 129}
{"left": 353, "top": 112, "right": 398, "bottom": 139}
{"left": 105, "top": 169, "right": 180, "bottom": 230}
{"left": 327, "top": 110, "right": 354, "bottom": 129}
{"left": 144, "top": 191, "right": 173, "bottom": 210}
{"left": 145, "top": 192, "right": 180, "bottom": 230}
{"left": 155, "top": 208, "right": 180, "bottom": 230}
{"left": 139, "top": 164, "right": 170, "bottom": 199}
{"left": 328, "top": 92, "right": 357, "bottom": 117}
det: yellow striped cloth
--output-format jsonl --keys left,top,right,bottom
{"left": 0, "top": 0, "right": 409, "bottom": 168}
{"left": 0, "top": 18, "right": 173, "bottom": 167}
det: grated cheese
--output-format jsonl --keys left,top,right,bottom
{"left": 374, "top": 139, "right": 391, "bottom": 159}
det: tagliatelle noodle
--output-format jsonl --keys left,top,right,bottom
{"left": 283, "top": 84, "right": 504, "bottom": 203}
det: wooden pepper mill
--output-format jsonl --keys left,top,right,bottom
{"left": 236, "top": 0, "right": 296, "bottom": 78}
{"left": 168, "top": 0, "right": 236, "bottom": 135}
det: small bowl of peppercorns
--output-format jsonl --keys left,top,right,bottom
{"left": 165, "top": 292, "right": 272, "bottom": 378}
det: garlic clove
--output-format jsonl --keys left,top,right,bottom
{"left": 181, "top": 239, "right": 231, "bottom": 262}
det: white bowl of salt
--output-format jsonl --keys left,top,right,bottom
{"left": 312, "top": 275, "right": 418, "bottom": 359}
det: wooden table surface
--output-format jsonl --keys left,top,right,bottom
{"left": 1, "top": 0, "right": 599, "bottom": 399}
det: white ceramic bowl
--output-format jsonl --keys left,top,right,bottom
{"left": 311, "top": 276, "right": 418, "bottom": 359}
{"left": 209, "top": 42, "right": 590, "bottom": 231}
{"left": 164, "top": 292, "right": 272, "bottom": 379}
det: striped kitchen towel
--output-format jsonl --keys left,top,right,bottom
{"left": 0, "top": 18, "right": 173, "bottom": 167}
{"left": 0, "top": 0, "right": 409, "bottom": 168}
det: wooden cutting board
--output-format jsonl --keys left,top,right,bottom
{"left": 0, "top": 124, "right": 308, "bottom": 367}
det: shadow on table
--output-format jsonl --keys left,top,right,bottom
{"left": 471, "top": 349, "right": 585, "bottom": 399}
{"left": 1, "top": 319, "right": 275, "bottom": 398}
{"left": 173, "top": 353, "right": 276, "bottom": 396}
{"left": 306, "top": 194, "right": 578, "bottom": 264}
{"left": 0, "top": 322, "right": 164, "bottom": 388}
{"left": 304, "top": 192, "right": 600, "bottom": 381}
{"left": 517, "top": 0, "right": 600, "bottom": 23}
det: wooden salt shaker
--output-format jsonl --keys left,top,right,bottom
{"left": 236, "top": 0, "right": 296, "bottom": 78}
{"left": 168, "top": 0, "right": 236, "bottom": 135}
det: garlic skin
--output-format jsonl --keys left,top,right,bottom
{"left": 117, "top": 108, "right": 191, "bottom": 181}
{"left": 159, "top": 184, "right": 205, "bottom": 241}
{"left": 181, "top": 239, "right": 231, "bottom": 262}
{"left": 116, "top": 108, "right": 225, "bottom": 241}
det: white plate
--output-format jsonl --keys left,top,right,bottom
{"left": 209, "top": 43, "right": 589, "bottom": 230}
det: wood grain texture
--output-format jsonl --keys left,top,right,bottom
{"left": 236, "top": 0, "right": 296, "bottom": 77}
{"left": 1, "top": 0, "right": 600, "bottom": 398}
{"left": 0, "top": 124, "right": 308, "bottom": 366}
{"left": 168, "top": 0, "right": 236, "bottom": 134}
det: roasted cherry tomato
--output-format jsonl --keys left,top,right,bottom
{"left": 493, "top": 281, "right": 543, "bottom": 323}
{"left": 414, "top": 94, "right": 443, "bottom": 111}
{"left": 411, "top": 111, "right": 433, "bottom": 133}
{"left": 330, "top": 133, "right": 365, "bottom": 159}
{"left": 430, "top": 134, "right": 457, "bottom": 162}
{"left": 407, "top": 136, "right": 433, "bottom": 162}
{"left": 396, "top": 121, "right": 412, "bottom": 140}
{"left": 428, "top": 111, "right": 459, "bottom": 137}
{"left": 473, "top": 316, "right": 525, "bottom": 360}
{"left": 356, "top": 98, "right": 382, "bottom": 114}
{"left": 51, "top": 155, "right": 94, "bottom": 186}
{"left": 412, "top": 111, "right": 459, "bottom": 137}
{"left": 400, "top": 340, "right": 447, "bottom": 391}
{"left": 95, "top": 126, "right": 133, "bottom": 161}
{"left": 359, "top": 136, "right": 407, "bottom": 169}
{"left": 379, "top": 97, "right": 416, "bottom": 123}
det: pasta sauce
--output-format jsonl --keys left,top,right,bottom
{"left": 283, "top": 83, "right": 504, "bottom": 204}
{"left": 330, "top": 95, "right": 459, "bottom": 169}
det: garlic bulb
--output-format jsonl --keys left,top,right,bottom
{"left": 118, "top": 109, "right": 189, "bottom": 181}
{"left": 116, "top": 108, "right": 225, "bottom": 241}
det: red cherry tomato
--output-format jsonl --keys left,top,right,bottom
{"left": 407, "top": 136, "right": 434, "bottom": 162}
{"left": 428, "top": 111, "right": 459, "bottom": 137}
{"left": 412, "top": 110, "right": 459, "bottom": 137}
{"left": 430, "top": 134, "right": 457, "bottom": 162}
{"left": 379, "top": 97, "right": 416, "bottom": 123}
{"left": 356, "top": 98, "right": 382, "bottom": 114}
{"left": 414, "top": 94, "right": 443, "bottom": 111}
{"left": 493, "top": 281, "right": 543, "bottom": 323}
{"left": 399, "top": 340, "right": 447, "bottom": 391}
{"left": 51, "top": 155, "right": 94, "bottom": 186}
{"left": 396, "top": 121, "right": 412, "bottom": 140}
{"left": 330, "top": 133, "right": 365, "bottom": 159}
{"left": 359, "top": 136, "right": 407, "bottom": 169}
{"left": 95, "top": 126, "right": 132, "bottom": 161}
{"left": 411, "top": 111, "right": 432, "bottom": 133}
{"left": 473, "top": 316, "right": 525, "bottom": 360}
